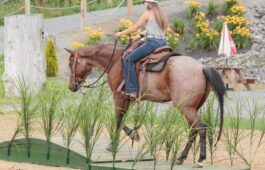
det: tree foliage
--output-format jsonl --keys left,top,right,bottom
{"left": 45, "top": 39, "right": 58, "bottom": 77}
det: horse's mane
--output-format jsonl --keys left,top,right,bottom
{"left": 90, "top": 43, "right": 126, "bottom": 50}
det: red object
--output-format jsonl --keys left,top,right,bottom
{"left": 229, "top": 33, "right": 237, "bottom": 55}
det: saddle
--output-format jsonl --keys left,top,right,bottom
{"left": 123, "top": 40, "right": 180, "bottom": 72}
{"left": 118, "top": 40, "right": 182, "bottom": 96}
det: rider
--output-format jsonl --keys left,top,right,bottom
{"left": 115, "top": 0, "right": 169, "bottom": 98}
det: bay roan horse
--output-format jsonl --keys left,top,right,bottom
{"left": 66, "top": 43, "right": 226, "bottom": 165}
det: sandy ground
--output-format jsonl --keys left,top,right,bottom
{"left": 0, "top": 113, "right": 78, "bottom": 170}
{"left": 0, "top": 112, "right": 264, "bottom": 170}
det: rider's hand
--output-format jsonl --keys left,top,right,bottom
{"left": 131, "top": 35, "right": 140, "bottom": 42}
{"left": 115, "top": 32, "right": 123, "bottom": 38}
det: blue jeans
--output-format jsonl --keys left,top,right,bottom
{"left": 122, "top": 38, "right": 167, "bottom": 93}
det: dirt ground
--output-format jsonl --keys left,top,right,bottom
{"left": 0, "top": 112, "right": 264, "bottom": 170}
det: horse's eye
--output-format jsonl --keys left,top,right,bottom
{"left": 77, "top": 77, "right": 83, "bottom": 82}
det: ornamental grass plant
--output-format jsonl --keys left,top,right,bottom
{"left": 9, "top": 77, "right": 39, "bottom": 157}
{"left": 234, "top": 95, "right": 265, "bottom": 170}
{"left": 142, "top": 102, "right": 164, "bottom": 170}
{"left": 104, "top": 94, "right": 132, "bottom": 169}
{"left": 60, "top": 100, "right": 80, "bottom": 164}
{"left": 38, "top": 83, "right": 63, "bottom": 160}
{"left": 163, "top": 107, "right": 188, "bottom": 170}
{"left": 200, "top": 93, "right": 219, "bottom": 165}
{"left": 130, "top": 102, "right": 152, "bottom": 169}
{"left": 78, "top": 87, "right": 106, "bottom": 169}
{"left": 222, "top": 95, "right": 246, "bottom": 166}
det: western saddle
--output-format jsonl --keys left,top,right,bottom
{"left": 123, "top": 40, "right": 172, "bottom": 72}
{"left": 118, "top": 40, "right": 173, "bottom": 95}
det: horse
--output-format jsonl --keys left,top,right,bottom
{"left": 65, "top": 42, "right": 226, "bottom": 166}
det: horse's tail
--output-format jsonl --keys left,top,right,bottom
{"left": 203, "top": 67, "right": 226, "bottom": 146}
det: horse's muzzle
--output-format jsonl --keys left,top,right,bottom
{"left": 69, "top": 83, "right": 80, "bottom": 92}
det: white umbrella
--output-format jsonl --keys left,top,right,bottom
{"left": 218, "top": 22, "right": 237, "bottom": 89}
{"left": 218, "top": 22, "right": 237, "bottom": 58}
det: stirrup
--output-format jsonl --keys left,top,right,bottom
{"left": 121, "top": 91, "right": 137, "bottom": 98}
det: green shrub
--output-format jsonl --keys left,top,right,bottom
{"left": 172, "top": 19, "right": 185, "bottom": 35}
{"left": 214, "top": 20, "right": 223, "bottom": 33}
{"left": 45, "top": 39, "right": 58, "bottom": 77}
{"left": 207, "top": 0, "right": 218, "bottom": 16}
{"left": 187, "top": 0, "right": 200, "bottom": 18}
{"left": 166, "top": 31, "right": 180, "bottom": 50}
{"left": 196, "top": 28, "right": 220, "bottom": 50}
{"left": 84, "top": 27, "right": 104, "bottom": 45}
{"left": 187, "top": 37, "right": 197, "bottom": 51}
{"left": 232, "top": 26, "right": 251, "bottom": 48}
{"left": 222, "top": 0, "right": 240, "bottom": 15}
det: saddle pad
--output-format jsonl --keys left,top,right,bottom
{"left": 144, "top": 52, "right": 182, "bottom": 72}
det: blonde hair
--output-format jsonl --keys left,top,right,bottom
{"left": 146, "top": 2, "right": 169, "bottom": 31}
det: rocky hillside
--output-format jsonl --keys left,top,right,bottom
{"left": 199, "top": 4, "right": 265, "bottom": 83}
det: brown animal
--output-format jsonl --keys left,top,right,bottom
{"left": 66, "top": 43, "right": 226, "bottom": 166}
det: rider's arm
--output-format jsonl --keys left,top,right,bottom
{"left": 120, "top": 12, "right": 149, "bottom": 35}
{"left": 131, "top": 30, "right": 146, "bottom": 42}
{"left": 139, "top": 30, "right": 147, "bottom": 37}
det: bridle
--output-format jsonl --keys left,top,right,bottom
{"left": 70, "top": 39, "right": 118, "bottom": 88}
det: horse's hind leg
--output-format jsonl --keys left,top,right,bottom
{"left": 176, "top": 107, "right": 200, "bottom": 165}
{"left": 198, "top": 122, "right": 207, "bottom": 163}
{"left": 176, "top": 127, "right": 198, "bottom": 164}
{"left": 176, "top": 108, "right": 207, "bottom": 167}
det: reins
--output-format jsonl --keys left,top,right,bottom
{"left": 81, "top": 39, "right": 118, "bottom": 88}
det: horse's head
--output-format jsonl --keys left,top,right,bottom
{"left": 65, "top": 48, "right": 92, "bottom": 92}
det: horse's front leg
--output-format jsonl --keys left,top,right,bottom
{"left": 116, "top": 109, "right": 140, "bottom": 141}
{"left": 106, "top": 93, "right": 139, "bottom": 151}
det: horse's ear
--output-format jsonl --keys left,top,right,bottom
{"left": 64, "top": 48, "right": 74, "bottom": 54}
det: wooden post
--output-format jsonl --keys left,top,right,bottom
{"left": 127, "top": 0, "right": 133, "bottom": 16}
{"left": 107, "top": 0, "right": 113, "bottom": 7}
{"left": 25, "top": 0, "right": 30, "bottom": 15}
{"left": 3, "top": 15, "right": 46, "bottom": 97}
{"left": 42, "top": 0, "right": 47, "bottom": 7}
{"left": 80, "top": 0, "right": 87, "bottom": 31}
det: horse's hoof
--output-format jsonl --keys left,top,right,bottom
{"left": 193, "top": 162, "right": 203, "bottom": 168}
{"left": 175, "top": 159, "right": 184, "bottom": 165}
{"left": 129, "top": 130, "right": 140, "bottom": 142}
{"left": 133, "top": 132, "right": 140, "bottom": 142}
{"left": 106, "top": 142, "right": 113, "bottom": 152}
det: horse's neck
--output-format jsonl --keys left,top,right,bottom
{"left": 91, "top": 44, "right": 124, "bottom": 70}
{"left": 95, "top": 45, "right": 124, "bottom": 91}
